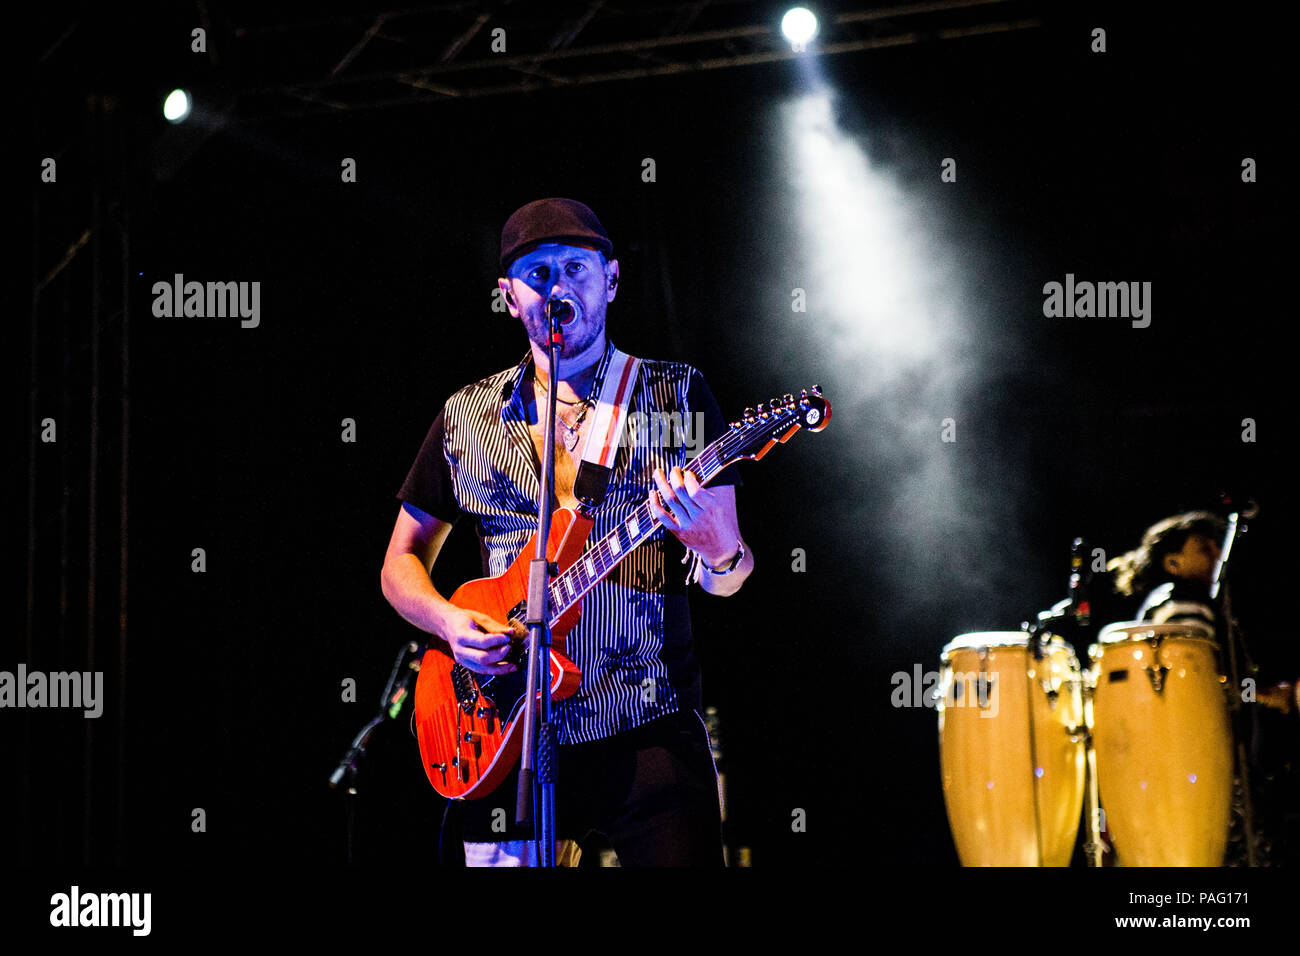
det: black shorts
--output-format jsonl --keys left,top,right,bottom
{"left": 456, "top": 708, "right": 723, "bottom": 867}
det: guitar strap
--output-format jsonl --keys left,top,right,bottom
{"left": 572, "top": 347, "right": 640, "bottom": 513}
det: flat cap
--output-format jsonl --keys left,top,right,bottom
{"left": 499, "top": 198, "right": 613, "bottom": 271}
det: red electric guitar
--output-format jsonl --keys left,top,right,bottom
{"left": 412, "top": 387, "right": 831, "bottom": 799}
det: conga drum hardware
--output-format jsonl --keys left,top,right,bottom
{"left": 1144, "top": 660, "right": 1169, "bottom": 694}
{"left": 1129, "top": 628, "right": 1172, "bottom": 694}
{"left": 1034, "top": 670, "right": 1064, "bottom": 709}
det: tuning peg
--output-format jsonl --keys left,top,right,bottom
{"left": 811, "top": 384, "right": 822, "bottom": 396}
{"left": 799, "top": 388, "right": 809, "bottom": 399}
{"left": 743, "top": 406, "right": 756, "bottom": 421}
{"left": 755, "top": 402, "right": 767, "bottom": 417}
{"left": 783, "top": 393, "right": 794, "bottom": 407}
{"left": 728, "top": 419, "right": 742, "bottom": 430}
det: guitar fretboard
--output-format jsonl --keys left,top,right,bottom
{"left": 544, "top": 408, "right": 788, "bottom": 622}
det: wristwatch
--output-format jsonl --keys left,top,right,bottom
{"left": 703, "top": 539, "right": 746, "bottom": 576}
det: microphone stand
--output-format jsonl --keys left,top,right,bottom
{"left": 515, "top": 300, "right": 566, "bottom": 866}
{"left": 1211, "top": 504, "right": 1259, "bottom": 866}
{"left": 328, "top": 640, "right": 423, "bottom": 863}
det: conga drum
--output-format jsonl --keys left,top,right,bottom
{"left": 1089, "top": 621, "right": 1233, "bottom": 866}
{"left": 938, "top": 632, "right": 1086, "bottom": 866}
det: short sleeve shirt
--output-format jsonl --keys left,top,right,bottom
{"left": 397, "top": 338, "right": 741, "bottom": 744}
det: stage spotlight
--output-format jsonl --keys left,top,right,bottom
{"left": 781, "top": 7, "right": 819, "bottom": 50}
{"left": 163, "top": 89, "right": 191, "bottom": 123}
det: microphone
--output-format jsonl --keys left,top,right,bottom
{"left": 547, "top": 298, "right": 574, "bottom": 322}
{"left": 547, "top": 298, "right": 573, "bottom": 349}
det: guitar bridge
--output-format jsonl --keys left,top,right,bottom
{"left": 450, "top": 663, "right": 479, "bottom": 714}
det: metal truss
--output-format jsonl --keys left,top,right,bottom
{"left": 212, "top": 0, "right": 1044, "bottom": 120}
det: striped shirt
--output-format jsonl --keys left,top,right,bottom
{"left": 397, "top": 338, "right": 740, "bottom": 745}
{"left": 1137, "top": 580, "right": 1218, "bottom": 633}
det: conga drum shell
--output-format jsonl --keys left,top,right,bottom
{"left": 1089, "top": 622, "right": 1233, "bottom": 867}
{"left": 939, "top": 632, "right": 1085, "bottom": 866}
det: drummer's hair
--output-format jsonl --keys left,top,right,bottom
{"left": 1108, "top": 510, "right": 1227, "bottom": 597}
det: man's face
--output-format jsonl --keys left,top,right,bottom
{"left": 499, "top": 243, "right": 617, "bottom": 359}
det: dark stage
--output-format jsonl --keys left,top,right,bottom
{"left": 9, "top": 0, "right": 1297, "bottom": 935}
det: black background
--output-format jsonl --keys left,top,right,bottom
{"left": 11, "top": 0, "right": 1295, "bottom": 909}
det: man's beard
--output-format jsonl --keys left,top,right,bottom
{"left": 526, "top": 309, "right": 601, "bottom": 358}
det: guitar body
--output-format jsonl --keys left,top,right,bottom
{"left": 413, "top": 508, "right": 590, "bottom": 799}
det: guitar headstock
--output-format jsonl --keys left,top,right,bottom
{"left": 721, "top": 385, "right": 831, "bottom": 464}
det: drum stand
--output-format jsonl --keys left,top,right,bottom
{"left": 1212, "top": 507, "right": 1259, "bottom": 866}
{"left": 1220, "top": 580, "right": 1259, "bottom": 866}
{"left": 1080, "top": 711, "right": 1104, "bottom": 867}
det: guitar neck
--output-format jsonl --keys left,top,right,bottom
{"left": 544, "top": 387, "right": 829, "bottom": 625}
{"left": 546, "top": 442, "right": 730, "bottom": 624}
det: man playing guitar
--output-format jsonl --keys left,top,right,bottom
{"left": 380, "top": 198, "right": 753, "bottom": 866}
